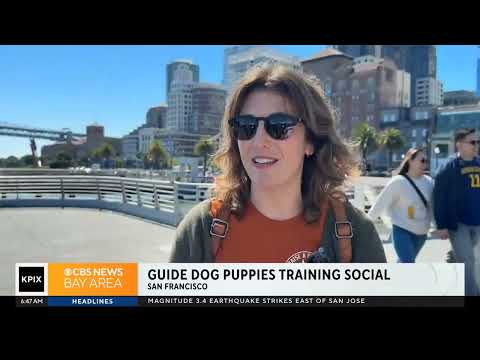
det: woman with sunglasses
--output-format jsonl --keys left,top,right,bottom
{"left": 368, "top": 148, "right": 434, "bottom": 263}
{"left": 170, "top": 64, "right": 386, "bottom": 263}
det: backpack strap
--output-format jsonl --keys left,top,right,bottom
{"left": 401, "top": 174, "right": 428, "bottom": 209}
{"left": 209, "top": 199, "right": 231, "bottom": 259}
{"left": 328, "top": 191, "right": 353, "bottom": 263}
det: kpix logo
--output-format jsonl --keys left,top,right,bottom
{"left": 19, "top": 267, "right": 44, "bottom": 292}
{"left": 16, "top": 263, "right": 48, "bottom": 296}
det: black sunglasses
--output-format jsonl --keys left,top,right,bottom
{"left": 463, "top": 140, "right": 479, "bottom": 146}
{"left": 228, "top": 112, "right": 303, "bottom": 141}
{"left": 420, "top": 158, "right": 427, "bottom": 163}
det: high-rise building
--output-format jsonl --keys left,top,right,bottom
{"left": 223, "top": 45, "right": 301, "bottom": 92}
{"left": 302, "top": 50, "right": 411, "bottom": 137}
{"left": 166, "top": 60, "right": 199, "bottom": 97}
{"left": 415, "top": 77, "right": 443, "bottom": 106}
{"left": 332, "top": 45, "right": 382, "bottom": 58}
{"left": 190, "top": 83, "right": 227, "bottom": 135}
{"left": 146, "top": 104, "right": 167, "bottom": 128}
{"left": 166, "top": 60, "right": 199, "bottom": 132}
{"left": 223, "top": 46, "right": 255, "bottom": 88}
{"left": 382, "top": 45, "right": 437, "bottom": 106}
{"left": 333, "top": 45, "right": 437, "bottom": 106}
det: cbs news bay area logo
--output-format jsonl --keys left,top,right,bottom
{"left": 63, "top": 266, "right": 124, "bottom": 289}
{"left": 15, "top": 263, "right": 137, "bottom": 297}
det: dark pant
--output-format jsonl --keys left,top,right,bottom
{"left": 392, "top": 225, "right": 427, "bottom": 263}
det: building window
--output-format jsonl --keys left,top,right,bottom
{"left": 415, "top": 111, "right": 428, "bottom": 120}
{"left": 412, "top": 142, "right": 417, "bottom": 148}
{"left": 368, "top": 92, "right": 375, "bottom": 103}
{"left": 422, "top": 129, "right": 427, "bottom": 137}
{"left": 367, "top": 114, "right": 374, "bottom": 123}
{"left": 412, "top": 129, "right": 416, "bottom": 137}
{"left": 382, "top": 113, "right": 397, "bottom": 123}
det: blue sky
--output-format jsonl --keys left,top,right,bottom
{"left": 0, "top": 45, "right": 478, "bottom": 157}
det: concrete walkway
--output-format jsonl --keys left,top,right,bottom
{"left": 0, "top": 207, "right": 175, "bottom": 295}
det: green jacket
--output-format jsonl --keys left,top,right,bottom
{"left": 169, "top": 199, "right": 387, "bottom": 263}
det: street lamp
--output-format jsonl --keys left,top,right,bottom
{"left": 434, "top": 146, "right": 440, "bottom": 175}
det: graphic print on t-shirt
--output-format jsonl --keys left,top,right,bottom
{"left": 214, "top": 201, "right": 328, "bottom": 263}
{"left": 286, "top": 251, "right": 313, "bottom": 263}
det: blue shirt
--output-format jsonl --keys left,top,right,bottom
{"left": 458, "top": 157, "right": 480, "bottom": 226}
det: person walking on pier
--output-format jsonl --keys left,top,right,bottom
{"left": 368, "top": 148, "right": 434, "bottom": 263}
{"left": 433, "top": 128, "right": 480, "bottom": 296}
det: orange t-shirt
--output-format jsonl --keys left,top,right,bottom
{"left": 214, "top": 201, "right": 328, "bottom": 263}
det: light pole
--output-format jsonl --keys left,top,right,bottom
{"left": 434, "top": 146, "right": 440, "bottom": 176}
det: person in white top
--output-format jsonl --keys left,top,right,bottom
{"left": 368, "top": 148, "right": 434, "bottom": 262}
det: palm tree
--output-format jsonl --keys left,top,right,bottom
{"left": 148, "top": 140, "right": 168, "bottom": 170}
{"left": 378, "top": 128, "right": 405, "bottom": 172}
{"left": 194, "top": 138, "right": 216, "bottom": 180}
{"left": 99, "top": 143, "right": 115, "bottom": 168}
{"left": 100, "top": 143, "right": 114, "bottom": 159}
{"left": 90, "top": 149, "right": 102, "bottom": 163}
{"left": 352, "top": 121, "right": 378, "bottom": 166}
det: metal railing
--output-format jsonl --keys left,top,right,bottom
{"left": 0, "top": 175, "right": 214, "bottom": 224}
{"left": 0, "top": 175, "right": 369, "bottom": 225}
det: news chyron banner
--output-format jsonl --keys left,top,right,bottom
{"left": 16, "top": 263, "right": 465, "bottom": 307}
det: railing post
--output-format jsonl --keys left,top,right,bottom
{"left": 16, "top": 179, "right": 19, "bottom": 200}
{"left": 96, "top": 178, "right": 101, "bottom": 201}
{"left": 121, "top": 180, "right": 126, "bottom": 204}
{"left": 173, "top": 181, "right": 179, "bottom": 224}
{"left": 136, "top": 181, "right": 142, "bottom": 206}
{"left": 153, "top": 183, "right": 159, "bottom": 210}
{"left": 60, "top": 178, "right": 65, "bottom": 201}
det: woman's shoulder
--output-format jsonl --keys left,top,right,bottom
{"left": 177, "top": 199, "right": 213, "bottom": 229}
{"left": 385, "top": 175, "right": 406, "bottom": 188}
{"left": 390, "top": 174, "right": 406, "bottom": 182}
{"left": 421, "top": 174, "right": 434, "bottom": 185}
{"left": 171, "top": 199, "right": 214, "bottom": 263}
